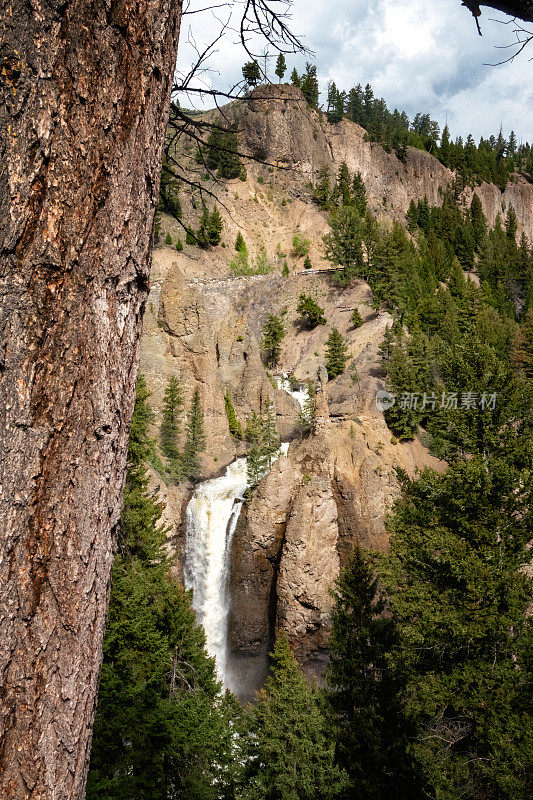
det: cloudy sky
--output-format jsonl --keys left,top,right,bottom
{"left": 177, "top": 0, "right": 532, "bottom": 143}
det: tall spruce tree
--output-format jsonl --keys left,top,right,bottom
{"left": 297, "top": 293, "right": 327, "bottom": 328}
{"left": 323, "top": 206, "right": 365, "bottom": 286}
{"left": 380, "top": 457, "right": 533, "bottom": 800}
{"left": 183, "top": 388, "right": 206, "bottom": 480}
{"left": 326, "top": 547, "right": 421, "bottom": 800}
{"left": 225, "top": 392, "right": 243, "bottom": 440}
{"left": 261, "top": 314, "right": 286, "bottom": 367}
{"left": 260, "top": 399, "right": 280, "bottom": 468}
{"left": 160, "top": 374, "right": 183, "bottom": 481}
{"left": 325, "top": 328, "right": 348, "bottom": 379}
{"left": 275, "top": 53, "right": 287, "bottom": 82}
{"left": 238, "top": 634, "right": 347, "bottom": 800}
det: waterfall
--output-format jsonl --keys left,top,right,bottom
{"left": 184, "top": 444, "right": 290, "bottom": 686}
{"left": 184, "top": 458, "right": 248, "bottom": 685}
{"left": 275, "top": 373, "right": 307, "bottom": 409}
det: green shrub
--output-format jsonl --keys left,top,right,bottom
{"left": 297, "top": 294, "right": 326, "bottom": 328}
{"left": 292, "top": 233, "right": 311, "bottom": 258}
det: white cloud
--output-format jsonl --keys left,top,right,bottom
{"left": 176, "top": 0, "right": 533, "bottom": 141}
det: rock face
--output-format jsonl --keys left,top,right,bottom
{"left": 139, "top": 84, "right": 532, "bottom": 692}
{"left": 239, "top": 84, "right": 533, "bottom": 241}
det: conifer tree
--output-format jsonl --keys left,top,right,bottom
{"left": 275, "top": 53, "right": 287, "bottom": 82}
{"left": 313, "top": 165, "right": 331, "bottom": 210}
{"left": 242, "top": 60, "right": 261, "bottom": 87}
{"left": 297, "top": 381, "right": 316, "bottom": 434}
{"left": 512, "top": 307, "right": 533, "bottom": 379}
{"left": 160, "top": 375, "right": 183, "bottom": 481}
{"left": 326, "top": 547, "right": 420, "bottom": 800}
{"left": 290, "top": 67, "right": 301, "bottom": 87}
{"left": 351, "top": 308, "right": 364, "bottom": 328}
{"left": 260, "top": 399, "right": 280, "bottom": 469}
{"left": 323, "top": 206, "right": 365, "bottom": 286}
{"left": 470, "top": 193, "right": 487, "bottom": 251}
{"left": 205, "top": 126, "right": 242, "bottom": 179}
{"left": 224, "top": 392, "right": 243, "bottom": 439}
{"left": 300, "top": 62, "right": 319, "bottom": 108}
{"left": 261, "top": 314, "right": 286, "bottom": 367}
{"left": 235, "top": 230, "right": 247, "bottom": 252}
{"left": 505, "top": 205, "right": 518, "bottom": 240}
{"left": 333, "top": 162, "right": 352, "bottom": 207}
{"left": 165, "top": 232, "right": 172, "bottom": 245}
{"left": 325, "top": 328, "right": 348, "bottom": 379}
{"left": 297, "top": 293, "right": 327, "bottom": 328}
{"left": 351, "top": 171, "right": 367, "bottom": 216}
{"left": 381, "top": 458, "right": 533, "bottom": 800}
{"left": 239, "top": 633, "right": 347, "bottom": 800}
{"left": 303, "top": 254, "right": 312, "bottom": 270}
{"left": 183, "top": 388, "right": 206, "bottom": 480}
{"left": 207, "top": 205, "right": 223, "bottom": 246}
{"left": 245, "top": 410, "right": 262, "bottom": 445}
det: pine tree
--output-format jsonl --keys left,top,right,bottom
{"left": 300, "top": 62, "right": 319, "bottom": 108}
{"left": 207, "top": 205, "right": 223, "bottom": 245}
{"left": 160, "top": 375, "right": 183, "bottom": 481}
{"left": 260, "top": 399, "right": 280, "bottom": 469}
{"left": 239, "top": 633, "right": 347, "bottom": 800}
{"left": 470, "top": 193, "right": 487, "bottom": 251}
{"left": 182, "top": 388, "right": 206, "bottom": 480}
{"left": 245, "top": 410, "right": 262, "bottom": 445}
{"left": 351, "top": 308, "right": 364, "bottom": 328}
{"left": 325, "top": 328, "right": 348, "bottom": 379}
{"left": 242, "top": 60, "right": 261, "bottom": 87}
{"left": 290, "top": 67, "right": 301, "bottom": 87}
{"left": 505, "top": 205, "right": 518, "bottom": 240}
{"left": 313, "top": 165, "right": 331, "bottom": 210}
{"left": 381, "top": 458, "right": 533, "bottom": 800}
{"left": 351, "top": 171, "right": 367, "bottom": 215}
{"left": 165, "top": 231, "right": 172, "bottom": 245}
{"left": 326, "top": 547, "right": 420, "bottom": 800}
{"left": 224, "top": 392, "right": 243, "bottom": 439}
{"left": 275, "top": 53, "right": 287, "bottom": 82}
{"left": 235, "top": 230, "right": 247, "bottom": 252}
{"left": 261, "top": 314, "right": 286, "bottom": 367}
{"left": 297, "top": 293, "right": 327, "bottom": 328}
{"left": 303, "top": 254, "right": 312, "bottom": 270}
{"left": 176, "top": 238, "right": 183, "bottom": 251}
{"left": 297, "top": 380, "right": 315, "bottom": 434}
{"left": 512, "top": 307, "right": 533, "bottom": 379}
{"left": 87, "top": 378, "right": 234, "bottom": 800}
{"left": 333, "top": 161, "right": 352, "bottom": 207}
{"left": 323, "top": 206, "right": 365, "bottom": 287}
{"left": 205, "top": 126, "right": 242, "bottom": 180}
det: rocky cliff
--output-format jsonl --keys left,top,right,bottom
{"left": 140, "top": 85, "right": 532, "bottom": 693}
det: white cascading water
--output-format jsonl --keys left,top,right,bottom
{"left": 184, "top": 457, "right": 248, "bottom": 684}
{"left": 184, "top": 444, "right": 290, "bottom": 685}
{"left": 276, "top": 373, "right": 307, "bottom": 409}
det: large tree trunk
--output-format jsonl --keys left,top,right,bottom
{"left": 0, "top": 2, "right": 182, "bottom": 798}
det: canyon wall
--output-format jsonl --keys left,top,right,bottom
{"left": 140, "top": 84, "right": 532, "bottom": 691}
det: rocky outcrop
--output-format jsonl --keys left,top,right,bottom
{"left": 239, "top": 84, "right": 533, "bottom": 241}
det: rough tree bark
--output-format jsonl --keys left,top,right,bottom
{"left": 0, "top": 2, "right": 182, "bottom": 798}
